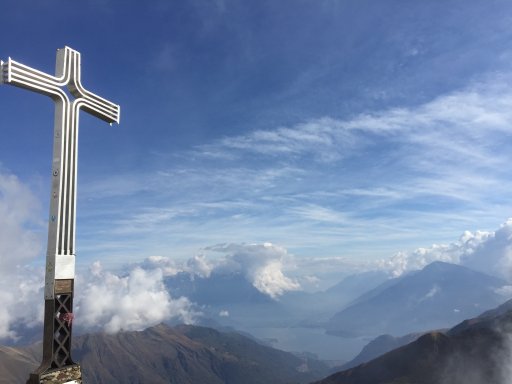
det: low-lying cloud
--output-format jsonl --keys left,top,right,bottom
{"left": 0, "top": 262, "right": 201, "bottom": 342}
{"left": 0, "top": 269, "right": 44, "bottom": 340}
{"left": 145, "top": 242, "right": 301, "bottom": 299}
{"left": 142, "top": 219, "right": 512, "bottom": 301}
{"left": 0, "top": 171, "right": 43, "bottom": 270}
{"left": 0, "top": 170, "right": 200, "bottom": 341}
{"left": 206, "top": 243, "right": 301, "bottom": 298}
{"left": 0, "top": 170, "right": 44, "bottom": 339}
{"left": 76, "top": 262, "right": 198, "bottom": 333}
{"left": 381, "top": 219, "right": 512, "bottom": 281}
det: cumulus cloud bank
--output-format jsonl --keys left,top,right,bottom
{"left": 204, "top": 242, "right": 301, "bottom": 299}
{"left": 381, "top": 219, "right": 512, "bottom": 281}
{"left": 141, "top": 221, "right": 512, "bottom": 301}
{"left": 140, "top": 242, "right": 301, "bottom": 299}
{"left": 0, "top": 269, "right": 44, "bottom": 340}
{"left": 76, "top": 262, "right": 198, "bottom": 333}
{"left": 0, "top": 171, "right": 44, "bottom": 339}
{"left": 0, "top": 261, "right": 200, "bottom": 341}
{"left": 0, "top": 172, "right": 42, "bottom": 270}
{"left": 0, "top": 263, "right": 202, "bottom": 341}
{"left": 0, "top": 171, "right": 199, "bottom": 340}
{"left": 140, "top": 253, "right": 213, "bottom": 278}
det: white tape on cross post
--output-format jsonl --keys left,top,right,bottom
{"left": 55, "top": 255, "right": 76, "bottom": 279}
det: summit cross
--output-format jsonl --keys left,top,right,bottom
{"left": 1, "top": 47, "right": 120, "bottom": 384}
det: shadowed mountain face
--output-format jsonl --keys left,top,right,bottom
{"left": 0, "top": 324, "right": 328, "bottom": 384}
{"left": 281, "top": 271, "right": 391, "bottom": 324}
{"left": 326, "top": 262, "right": 508, "bottom": 337}
{"left": 314, "top": 300, "right": 512, "bottom": 384}
{"left": 0, "top": 345, "right": 40, "bottom": 384}
{"left": 339, "top": 332, "right": 426, "bottom": 370}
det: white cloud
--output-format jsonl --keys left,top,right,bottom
{"left": 379, "top": 243, "right": 463, "bottom": 277}
{"left": 0, "top": 268, "right": 44, "bottom": 340}
{"left": 134, "top": 243, "right": 301, "bottom": 299}
{"left": 495, "top": 285, "right": 512, "bottom": 297}
{"left": 299, "top": 274, "right": 321, "bottom": 290}
{"left": 74, "top": 74, "right": 512, "bottom": 268}
{"left": 0, "top": 239, "right": 307, "bottom": 339}
{"left": 195, "top": 117, "right": 360, "bottom": 163}
{"left": 0, "top": 171, "right": 43, "bottom": 270}
{"left": 378, "top": 219, "right": 512, "bottom": 281}
{"left": 75, "top": 262, "right": 199, "bottom": 333}
{"left": 185, "top": 254, "right": 213, "bottom": 278}
{"left": 289, "top": 204, "right": 349, "bottom": 223}
{"left": 140, "top": 255, "right": 183, "bottom": 276}
{"left": 0, "top": 172, "right": 198, "bottom": 340}
{"left": 251, "top": 259, "right": 300, "bottom": 299}
{"left": 420, "top": 284, "right": 441, "bottom": 302}
{"left": 139, "top": 254, "right": 214, "bottom": 278}
{"left": 459, "top": 220, "right": 512, "bottom": 279}
{"left": 0, "top": 260, "right": 202, "bottom": 340}
{"left": 282, "top": 219, "right": 512, "bottom": 288}
{"left": 194, "top": 79, "right": 512, "bottom": 173}
{"left": 205, "top": 243, "right": 301, "bottom": 299}
{"left": 0, "top": 170, "right": 44, "bottom": 340}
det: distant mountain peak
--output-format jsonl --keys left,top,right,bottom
{"left": 327, "top": 261, "right": 507, "bottom": 337}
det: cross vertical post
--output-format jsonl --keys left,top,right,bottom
{"left": 1, "top": 47, "right": 120, "bottom": 384}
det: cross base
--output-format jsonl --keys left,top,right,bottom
{"left": 27, "top": 364, "right": 82, "bottom": 384}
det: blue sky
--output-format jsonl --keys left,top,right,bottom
{"left": 2, "top": 0, "right": 512, "bottom": 278}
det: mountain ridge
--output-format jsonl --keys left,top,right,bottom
{"left": 0, "top": 323, "right": 329, "bottom": 384}
{"left": 314, "top": 299, "right": 512, "bottom": 384}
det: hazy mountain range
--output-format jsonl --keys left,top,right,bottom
{"left": 2, "top": 259, "right": 510, "bottom": 367}
{"left": 164, "top": 261, "right": 509, "bottom": 338}
{"left": 99, "top": 261, "right": 512, "bottom": 363}
{"left": 326, "top": 261, "right": 508, "bottom": 337}
{"left": 3, "top": 259, "right": 512, "bottom": 383}
{"left": 3, "top": 296, "right": 512, "bottom": 383}
{"left": 166, "top": 261, "right": 510, "bottom": 363}
{"left": 315, "top": 298, "right": 512, "bottom": 384}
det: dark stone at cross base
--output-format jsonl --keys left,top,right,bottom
{"left": 27, "top": 365, "right": 82, "bottom": 384}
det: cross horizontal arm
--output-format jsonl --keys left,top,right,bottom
{"left": 1, "top": 58, "right": 68, "bottom": 102}
{"left": 77, "top": 95, "right": 120, "bottom": 124}
{"left": 1, "top": 48, "right": 120, "bottom": 125}
{"left": 67, "top": 48, "right": 120, "bottom": 124}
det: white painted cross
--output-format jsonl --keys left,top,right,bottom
{"left": 1, "top": 46, "right": 120, "bottom": 382}
{"left": 1, "top": 47, "right": 120, "bottom": 299}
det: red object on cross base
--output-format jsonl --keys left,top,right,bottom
{"left": 59, "top": 312, "right": 74, "bottom": 327}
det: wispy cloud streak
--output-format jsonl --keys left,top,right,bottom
{"left": 75, "top": 75, "right": 512, "bottom": 264}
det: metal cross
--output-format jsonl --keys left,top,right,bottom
{"left": 1, "top": 47, "right": 120, "bottom": 384}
